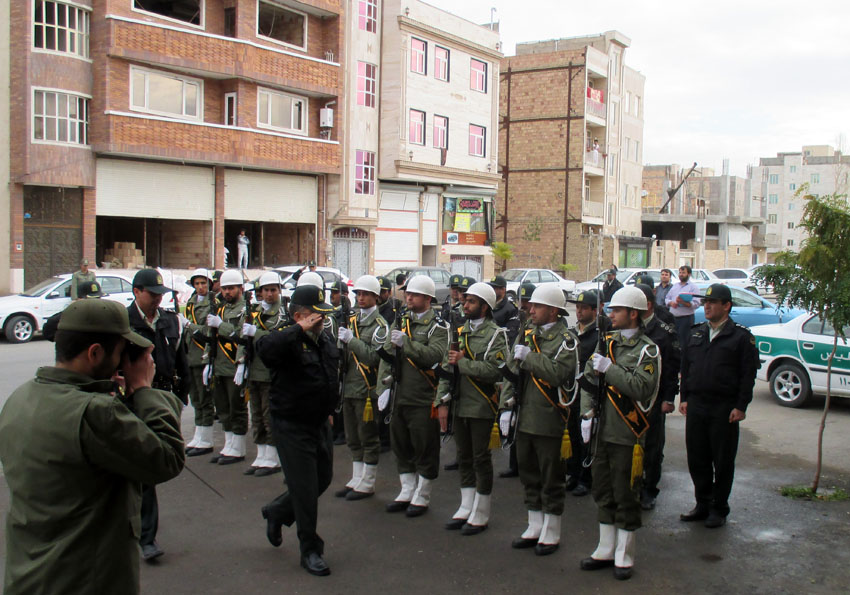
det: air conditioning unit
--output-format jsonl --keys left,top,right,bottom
{"left": 320, "top": 108, "right": 334, "bottom": 128}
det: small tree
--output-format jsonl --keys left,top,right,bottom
{"left": 491, "top": 242, "right": 514, "bottom": 273}
{"left": 755, "top": 188, "right": 850, "bottom": 493}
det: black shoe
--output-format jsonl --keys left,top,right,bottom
{"left": 386, "top": 500, "right": 410, "bottom": 513}
{"left": 405, "top": 504, "right": 428, "bottom": 517}
{"left": 380, "top": 444, "right": 391, "bottom": 453}
{"left": 254, "top": 467, "right": 281, "bottom": 477}
{"left": 534, "top": 542, "right": 559, "bottom": 556}
{"left": 301, "top": 552, "right": 331, "bottom": 576}
{"left": 218, "top": 455, "right": 245, "bottom": 465}
{"left": 445, "top": 518, "right": 467, "bottom": 530}
{"left": 704, "top": 511, "right": 727, "bottom": 528}
{"left": 261, "top": 506, "right": 282, "bottom": 547}
{"left": 511, "top": 537, "right": 538, "bottom": 549}
{"left": 186, "top": 446, "right": 213, "bottom": 457}
{"left": 244, "top": 466, "right": 258, "bottom": 475}
{"left": 461, "top": 523, "right": 487, "bottom": 536}
{"left": 141, "top": 542, "right": 164, "bottom": 562}
{"left": 614, "top": 566, "right": 633, "bottom": 580}
{"left": 498, "top": 468, "right": 519, "bottom": 478}
{"left": 345, "top": 489, "right": 374, "bottom": 501}
{"left": 580, "top": 557, "right": 615, "bottom": 571}
{"left": 333, "top": 435, "right": 346, "bottom": 446}
{"left": 640, "top": 493, "right": 656, "bottom": 510}
{"left": 209, "top": 453, "right": 222, "bottom": 464}
{"left": 334, "top": 486, "right": 353, "bottom": 498}
{"left": 680, "top": 506, "right": 710, "bottom": 522}
{"left": 565, "top": 476, "right": 579, "bottom": 491}
{"left": 444, "top": 461, "right": 459, "bottom": 471}
{"left": 572, "top": 484, "right": 590, "bottom": 497}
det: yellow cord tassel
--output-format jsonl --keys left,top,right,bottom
{"left": 560, "top": 427, "right": 573, "bottom": 460}
{"left": 363, "top": 398, "right": 375, "bottom": 422}
{"left": 244, "top": 388, "right": 250, "bottom": 403}
{"left": 630, "top": 443, "right": 644, "bottom": 488}
{"left": 489, "top": 420, "right": 501, "bottom": 450}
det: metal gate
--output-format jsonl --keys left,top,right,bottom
{"left": 450, "top": 256, "right": 482, "bottom": 280}
{"left": 24, "top": 187, "right": 82, "bottom": 287}
{"left": 333, "top": 228, "right": 369, "bottom": 279}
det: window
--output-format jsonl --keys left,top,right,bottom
{"left": 611, "top": 101, "right": 618, "bottom": 126}
{"left": 470, "top": 59, "right": 487, "bottom": 92}
{"left": 355, "top": 150, "right": 375, "bottom": 195}
{"left": 768, "top": 194, "right": 778, "bottom": 204}
{"left": 634, "top": 140, "right": 640, "bottom": 162}
{"left": 357, "top": 62, "right": 377, "bottom": 108}
{"left": 34, "top": 1, "right": 90, "bottom": 58}
{"left": 409, "top": 109, "right": 425, "bottom": 145}
{"left": 433, "top": 115, "right": 448, "bottom": 150}
{"left": 790, "top": 165, "right": 797, "bottom": 173}
{"left": 611, "top": 52, "right": 619, "bottom": 77}
{"left": 257, "top": 88, "right": 306, "bottom": 134}
{"left": 609, "top": 153, "right": 616, "bottom": 176}
{"left": 788, "top": 203, "right": 795, "bottom": 210}
{"left": 257, "top": 1, "right": 306, "bottom": 50}
{"left": 790, "top": 183, "right": 796, "bottom": 190}
{"left": 787, "top": 221, "right": 795, "bottom": 229}
{"left": 99, "top": 277, "right": 125, "bottom": 295}
{"left": 769, "top": 174, "right": 779, "bottom": 184}
{"left": 768, "top": 214, "right": 777, "bottom": 224}
{"left": 624, "top": 137, "right": 631, "bottom": 160}
{"left": 634, "top": 96, "right": 640, "bottom": 117}
{"left": 624, "top": 91, "right": 630, "bottom": 113}
{"left": 787, "top": 239, "right": 795, "bottom": 247}
{"left": 224, "top": 7, "right": 235, "bottom": 37}
{"left": 358, "top": 0, "right": 377, "bottom": 33}
{"left": 33, "top": 89, "right": 89, "bottom": 145}
{"left": 811, "top": 173, "right": 820, "bottom": 184}
{"left": 133, "top": 0, "right": 201, "bottom": 26}
{"left": 435, "top": 46, "right": 450, "bottom": 82}
{"left": 224, "top": 92, "right": 237, "bottom": 126}
{"left": 469, "top": 124, "right": 486, "bottom": 157}
{"left": 410, "top": 38, "right": 427, "bottom": 74}
{"left": 131, "top": 67, "right": 202, "bottom": 120}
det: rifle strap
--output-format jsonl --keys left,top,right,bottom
{"left": 402, "top": 317, "right": 437, "bottom": 388}
{"left": 604, "top": 339, "right": 649, "bottom": 440}
{"left": 350, "top": 314, "right": 377, "bottom": 389}
{"left": 460, "top": 329, "right": 498, "bottom": 415}
{"left": 528, "top": 334, "right": 569, "bottom": 424}
{"left": 187, "top": 301, "right": 205, "bottom": 351}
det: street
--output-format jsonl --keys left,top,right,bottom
{"left": 1, "top": 338, "right": 849, "bottom": 593}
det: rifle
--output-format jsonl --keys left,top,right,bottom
{"left": 193, "top": 301, "right": 220, "bottom": 388}
{"left": 443, "top": 317, "right": 461, "bottom": 441}
{"left": 335, "top": 300, "right": 351, "bottom": 414}
{"left": 583, "top": 282, "right": 606, "bottom": 468}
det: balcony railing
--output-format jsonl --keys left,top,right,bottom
{"left": 583, "top": 199, "right": 604, "bottom": 219}
{"left": 586, "top": 98, "right": 606, "bottom": 120}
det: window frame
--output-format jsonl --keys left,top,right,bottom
{"left": 356, "top": 61, "right": 377, "bottom": 108}
{"left": 256, "top": 0, "right": 308, "bottom": 52}
{"left": 131, "top": 0, "right": 205, "bottom": 30}
{"left": 256, "top": 87, "right": 308, "bottom": 135}
{"left": 32, "top": 86, "right": 90, "bottom": 146}
{"left": 410, "top": 37, "right": 427, "bottom": 75}
{"left": 129, "top": 65, "right": 204, "bottom": 122}
{"left": 33, "top": 0, "right": 91, "bottom": 60}
{"left": 434, "top": 45, "right": 450, "bottom": 82}
{"left": 811, "top": 173, "right": 820, "bottom": 184}
{"left": 469, "top": 124, "right": 486, "bottom": 158}
{"left": 224, "top": 92, "right": 237, "bottom": 126}
{"left": 354, "top": 149, "right": 376, "bottom": 195}
{"left": 769, "top": 173, "right": 779, "bottom": 184}
{"left": 358, "top": 0, "right": 377, "bottom": 33}
{"left": 433, "top": 114, "right": 449, "bottom": 150}
{"left": 409, "top": 109, "right": 425, "bottom": 145}
{"left": 470, "top": 58, "right": 488, "bottom": 93}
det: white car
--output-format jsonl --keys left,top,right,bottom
{"left": 0, "top": 272, "right": 175, "bottom": 344}
{"left": 575, "top": 267, "right": 720, "bottom": 294}
{"left": 275, "top": 265, "right": 352, "bottom": 300}
{"left": 499, "top": 268, "right": 576, "bottom": 300}
{"left": 712, "top": 268, "right": 764, "bottom": 294}
{"left": 752, "top": 314, "right": 850, "bottom": 408}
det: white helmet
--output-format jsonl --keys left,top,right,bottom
{"left": 190, "top": 268, "right": 211, "bottom": 282}
{"left": 297, "top": 271, "right": 324, "bottom": 288}
{"left": 404, "top": 275, "right": 436, "bottom": 298}
{"left": 465, "top": 282, "right": 496, "bottom": 310}
{"left": 529, "top": 285, "right": 567, "bottom": 311}
{"left": 353, "top": 275, "right": 381, "bottom": 296}
{"left": 257, "top": 271, "right": 281, "bottom": 288}
{"left": 608, "top": 286, "right": 648, "bottom": 311}
{"left": 219, "top": 269, "right": 243, "bottom": 288}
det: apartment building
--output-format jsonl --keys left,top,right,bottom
{"left": 328, "top": 0, "right": 501, "bottom": 280}
{"left": 750, "top": 145, "right": 850, "bottom": 259}
{"left": 6, "top": 0, "right": 343, "bottom": 290}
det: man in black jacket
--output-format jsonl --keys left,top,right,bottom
{"left": 257, "top": 285, "right": 339, "bottom": 577}
{"left": 488, "top": 275, "right": 521, "bottom": 346}
{"left": 601, "top": 269, "right": 623, "bottom": 303}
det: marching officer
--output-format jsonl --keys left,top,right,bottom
{"left": 579, "top": 286, "right": 660, "bottom": 581}
{"left": 437, "top": 282, "right": 509, "bottom": 535}
{"left": 70, "top": 258, "right": 96, "bottom": 300}
{"left": 183, "top": 269, "right": 216, "bottom": 457}
{"left": 377, "top": 275, "right": 448, "bottom": 517}
{"left": 205, "top": 269, "right": 249, "bottom": 465}
{"left": 335, "top": 275, "right": 389, "bottom": 500}
{"left": 488, "top": 276, "right": 521, "bottom": 347}
{"left": 498, "top": 285, "right": 578, "bottom": 555}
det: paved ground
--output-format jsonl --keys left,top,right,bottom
{"left": 1, "top": 339, "right": 849, "bottom": 593}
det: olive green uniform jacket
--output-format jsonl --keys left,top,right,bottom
{"left": 0, "top": 367, "right": 185, "bottom": 595}
{"left": 69, "top": 270, "right": 96, "bottom": 300}
{"left": 235, "top": 300, "right": 290, "bottom": 384}
{"left": 184, "top": 293, "right": 212, "bottom": 368}
{"left": 207, "top": 296, "right": 246, "bottom": 377}
{"left": 343, "top": 308, "right": 389, "bottom": 400}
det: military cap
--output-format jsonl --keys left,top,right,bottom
{"left": 59, "top": 299, "right": 151, "bottom": 347}
{"left": 606, "top": 268, "right": 618, "bottom": 276}
{"left": 488, "top": 275, "right": 507, "bottom": 289}
{"left": 378, "top": 276, "right": 393, "bottom": 291}
{"left": 290, "top": 285, "right": 335, "bottom": 313}
{"left": 80, "top": 281, "right": 103, "bottom": 299}
{"left": 212, "top": 270, "right": 223, "bottom": 282}
{"left": 635, "top": 283, "right": 655, "bottom": 304}
{"left": 80, "top": 258, "right": 89, "bottom": 266}
{"left": 449, "top": 274, "right": 464, "bottom": 289}
{"left": 567, "top": 289, "right": 600, "bottom": 306}
{"left": 459, "top": 276, "right": 476, "bottom": 292}
{"left": 634, "top": 273, "right": 654, "bottom": 289}
{"left": 696, "top": 283, "right": 732, "bottom": 302}
{"left": 518, "top": 282, "right": 536, "bottom": 301}
{"left": 132, "top": 269, "right": 171, "bottom": 294}
{"left": 330, "top": 279, "right": 350, "bottom": 294}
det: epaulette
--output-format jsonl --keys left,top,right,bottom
{"left": 659, "top": 320, "right": 677, "bottom": 335}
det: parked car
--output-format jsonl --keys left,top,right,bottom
{"left": 384, "top": 267, "right": 452, "bottom": 303}
{"left": 500, "top": 268, "right": 576, "bottom": 300}
{"left": 276, "top": 266, "right": 351, "bottom": 300}
{"left": 752, "top": 314, "right": 850, "bottom": 407}
{"left": 575, "top": 267, "right": 720, "bottom": 295}
{"left": 692, "top": 282, "right": 805, "bottom": 328}
{"left": 712, "top": 268, "right": 763, "bottom": 294}
{"left": 0, "top": 272, "right": 175, "bottom": 344}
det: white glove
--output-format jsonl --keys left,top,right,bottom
{"left": 378, "top": 389, "right": 391, "bottom": 411}
{"left": 338, "top": 327, "right": 354, "bottom": 344}
{"left": 499, "top": 411, "right": 514, "bottom": 436}
{"left": 202, "top": 364, "right": 212, "bottom": 386}
{"left": 581, "top": 419, "right": 592, "bottom": 443}
{"left": 206, "top": 314, "right": 222, "bottom": 328}
{"left": 234, "top": 363, "right": 246, "bottom": 385}
{"left": 241, "top": 323, "right": 257, "bottom": 337}
{"left": 177, "top": 313, "right": 189, "bottom": 330}
{"left": 391, "top": 329, "right": 405, "bottom": 347}
{"left": 513, "top": 344, "right": 531, "bottom": 361}
{"left": 592, "top": 353, "right": 612, "bottom": 373}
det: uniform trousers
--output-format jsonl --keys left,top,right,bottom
{"left": 265, "top": 418, "right": 333, "bottom": 556}
{"left": 591, "top": 441, "right": 642, "bottom": 531}
{"left": 189, "top": 365, "right": 215, "bottom": 427}
{"left": 342, "top": 397, "right": 380, "bottom": 464}
{"left": 454, "top": 416, "right": 494, "bottom": 494}
{"left": 248, "top": 381, "right": 273, "bottom": 445}
{"left": 566, "top": 402, "right": 593, "bottom": 487}
{"left": 642, "top": 402, "right": 667, "bottom": 498}
{"left": 685, "top": 404, "right": 740, "bottom": 516}
{"left": 213, "top": 375, "right": 248, "bottom": 435}
{"left": 390, "top": 404, "right": 440, "bottom": 480}
{"left": 139, "top": 484, "right": 158, "bottom": 547}
{"left": 517, "top": 431, "right": 566, "bottom": 515}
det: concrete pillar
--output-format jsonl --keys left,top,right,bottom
{"left": 214, "top": 166, "right": 225, "bottom": 269}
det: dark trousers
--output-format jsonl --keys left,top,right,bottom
{"left": 213, "top": 376, "right": 248, "bottom": 435}
{"left": 685, "top": 406, "right": 740, "bottom": 516}
{"left": 566, "top": 404, "right": 592, "bottom": 487}
{"left": 454, "top": 416, "right": 494, "bottom": 494}
{"left": 248, "top": 381, "right": 273, "bottom": 445}
{"left": 390, "top": 405, "right": 440, "bottom": 479}
{"left": 266, "top": 418, "right": 334, "bottom": 556}
{"left": 189, "top": 365, "right": 215, "bottom": 427}
{"left": 642, "top": 403, "right": 667, "bottom": 497}
{"left": 592, "top": 441, "right": 642, "bottom": 531}
{"left": 673, "top": 314, "right": 695, "bottom": 350}
{"left": 517, "top": 431, "right": 566, "bottom": 515}
{"left": 139, "top": 484, "right": 158, "bottom": 547}
{"left": 342, "top": 397, "right": 380, "bottom": 465}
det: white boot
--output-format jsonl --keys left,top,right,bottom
{"left": 615, "top": 528, "right": 636, "bottom": 568}
{"left": 186, "top": 426, "right": 202, "bottom": 449}
{"left": 521, "top": 510, "right": 544, "bottom": 540}
{"left": 230, "top": 434, "right": 246, "bottom": 457}
{"left": 451, "top": 488, "right": 476, "bottom": 522}
{"left": 406, "top": 476, "right": 433, "bottom": 516}
{"left": 220, "top": 431, "right": 234, "bottom": 456}
{"left": 348, "top": 464, "right": 378, "bottom": 499}
{"left": 386, "top": 473, "right": 417, "bottom": 512}
{"left": 591, "top": 523, "right": 617, "bottom": 561}
{"left": 347, "top": 461, "right": 365, "bottom": 489}
{"left": 264, "top": 445, "right": 280, "bottom": 468}
{"left": 196, "top": 425, "right": 214, "bottom": 449}
{"left": 538, "top": 514, "right": 561, "bottom": 545}
{"left": 461, "top": 493, "right": 490, "bottom": 535}
{"left": 249, "top": 444, "right": 265, "bottom": 468}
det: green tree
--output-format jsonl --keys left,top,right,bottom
{"left": 754, "top": 188, "right": 850, "bottom": 493}
{"left": 491, "top": 242, "right": 514, "bottom": 272}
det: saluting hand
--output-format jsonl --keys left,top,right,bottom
{"left": 297, "top": 313, "right": 325, "bottom": 334}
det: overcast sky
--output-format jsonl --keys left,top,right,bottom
{"left": 424, "top": 0, "right": 850, "bottom": 177}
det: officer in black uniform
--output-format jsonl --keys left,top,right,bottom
{"left": 377, "top": 276, "right": 403, "bottom": 326}
{"left": 127, "top": 269, "right": 189, "bottom": 562}
{"left": 634, "top": 275, "right": 674, "bottom": 324}
{"left": 601, "top": 269, "right": 623, "bottom": 303}
{"left": 488, "top": 276, "right": 521, "bottom": 347}
{"left": 440, "top": 274, "right": 464, "bottom": 323}
{"left": 635, "top": 284, "right": 681, "bottom": 510}
{"left": 258, "top": 285, "right": 339, "bottom": 577}
{"left": 679, "top": 283, "right": 759, "bottom": 528}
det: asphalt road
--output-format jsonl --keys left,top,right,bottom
{"left": 1, "top": 338, "right": 849, "bottom": 593}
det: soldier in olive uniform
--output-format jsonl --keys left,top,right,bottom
{"left": 437, "top": 283, "right": 509, "bottom": 535}
{"left": 377, "top": 275, "right": 448, "bottom": 517}
{"left": 70, "top": 258, "right": 97, "bottom": 300}
{"left": 579, "top": 286, "right": 660, "bottom": 581}
{"left": 498, "top": 285, "right": 578, "bottom": 555}
{"left": 335, "top": 275, "right": 389, "bottom": 500}
{"left": 205, "top": 269, "right": 249, "bottom": 464}
{"left": 184, "top": 269, "right": 216, "bottom": 456}
{"left": 442, "top": 276, "right": 475, "bottom": 472}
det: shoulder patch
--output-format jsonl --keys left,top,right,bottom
{"left": 644, "top": 362, "right": 655, "bottom": 375}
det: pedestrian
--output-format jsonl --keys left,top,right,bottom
{"left": 335, "top": 275, "right": 390, "bottom": 500}
{"left": 679, "top": 283, "right": 759, "bottom": 528}
{"left": 70, "top": 258, "right": 96, "bottom": 300}
{"left": 257, "top": 285, "right": 339, "bottom": 576}
{"left": 601, "top": 269, "right": 623, "bottom": 303}
{"left": 579, "top": 286, "right": 660, "bottom": 581}
{"left": 0, "top": 299, "right": 184, "bottom": 594}
{"left": 655, "top": 268, "right": 674, "bottom": 308}
{"left": 488, "top": 275, "right": 522, "bottom": 347}
{"left": 437, "top": 283, "right": 509, "bottom": 535}
{"left": 183, "top": 269, "right": 216, "bottom": 457}
{"left": 377, "top": 275, "right": 448, "bottom": 517}
{"left": 498, "top": 285, "right": 578, "bottom": 555}
{"left": 665, "top": 265, "right": 700, "bottom": 348}
{"left": 237, "top": 229, "right": 250, "bottom": 269}
{"left": 127, "top": 268, "right": 190, "bottom": 562}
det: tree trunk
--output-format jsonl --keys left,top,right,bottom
{"left": 812, "top": 333, "right": 839, "bottom": 493}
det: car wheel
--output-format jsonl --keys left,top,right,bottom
{"left": 769, "top": 362, "right": 811, "bottom": 408}
{"left": 5, "top": 315, "right": 35, "bottom": 344}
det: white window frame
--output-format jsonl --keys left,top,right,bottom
{"left": 409, "top": 109, "right": 425, "bottom": 145}
{"left": 435, "top": 46, "right": 450, "bottom": 82}
{"left": 611, "top": 101, "right": 618, "bottom": 126}
{"left": 358, "top": 0, "right": 377, "bottom": 33}
{"left": 257, "top": 87, "right": 308, "bottom": 135}
{"left": 470, "top": 58, "right": 487, "bottom": 93}
{"left": 32, "top": 86, "right": 90, "bottom": 146}
{"left": 356, "top": 61, "right": 377, "bottom": 108}
{"left": 131, "top": 0, "right": 205, "bottom": 30}
{"left": 355, "top": 149, "right": 375, "bottom": 195}
{"left": 768, "top": 214, "right": 777, "bottom": 224}
{"left": 224, "top": 92, "right": 237, "bottom": 126}
{"left": 33, "top": 0, "right": 91, "bottom": 60}
{"left": 256, "top": 0, "right": 308, "bottom": 52}
{"left": 769, "top": 173, "right": 779, "bottom": 184}
{"left": 624, "top": 91, "right": 630, "bottom": 113}
{"left": 469, "top": 124, "right": 486, "bottom": 157}
{"left": 433, "top": 114, "right": 448, "bottom": 150}
{"left": 811, "top": 173, "right": 820, "bottom": 184}
{"left": 410, "top": 37, "right": 427, "bottom": 75}
{"left": 129, "top": 65, "right": 203, "bottom": 122}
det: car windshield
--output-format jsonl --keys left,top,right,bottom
{"left": 501, "top": 269, "right": 527, "bottom": 281}
{"left": 591, "top": 270, "right": 633, "bottom": 283}
{"left": 21, "top": 277, "right": 62, "bottom": 297}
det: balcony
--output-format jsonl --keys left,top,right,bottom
{"left": 584, "top": 142, "right": 605, "bottom": 175}
{"left": 582, "top": 199, "right": 604, "bottom": 223}
{"left": 586, "top": 86, "right": 607, "bottom": 125}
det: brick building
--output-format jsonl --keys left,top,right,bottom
{"left": 4, "top": 0, "right": 343, "bottom": 291}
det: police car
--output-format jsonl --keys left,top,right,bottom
{"left": 751, "top": 314, "right": 850, "bottom": 407}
